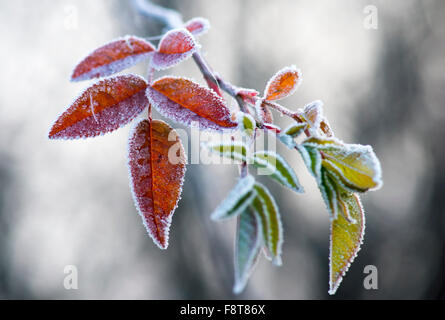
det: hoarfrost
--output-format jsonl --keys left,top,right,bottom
{"left": 233, "top": 209, "right": 263, "bottom": 294}
{"left": 264, "top": 65, "right": 302, "bottom": 101}
{"left": 151, "top": 28, "right": 198, "bottom": 70}
{"left": 184, "top": 17, "right": 211, "bottom": 37}
{"left": 211, "top": 175, "right": 256, "bottom": 220}
{"left": 49, "top": 74, "right": 148, "bottom": 139}
{"left": 147, "top": 76, "right": 237, "bottom": 131}
{"left": 71, "top": 36, "right": 155, "bottom": 82}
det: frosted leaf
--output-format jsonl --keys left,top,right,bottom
{"left": 301, "top": 100, "right": 324, "bottom": 135}
{"left": 329, "top": 194, "right": 365, "bottom": 295}
{"left": 283, "top": 122, "right": 307, "bottom": 138}
{"left": 127, "top": 119, "right": 186, "bottom": 249}
{"left": 205, "top": 140, "right": 248, "bottom": 163}
{"left": 49, "top": 74, "right": 148, "bottom": 140}
{"left": 252, "top": 182, "right": 283, "bottom": 266}
{"left": 71, "top": 36, "right": 155, "bottom": 82}
{"left": 278, "top": 122, "right": 307, "bottom": 149}
{"left": 151, "top": 28, "right": 198, "bottom": 70}
{"left": 302, "top": 136, "right": 344, "bottom": 150}
{"left": 320, "top": 117, "right": 335, "bottom": 137}
{"left": 297, "top": 145, "right": 322, "bottom": 185}
{"left": 211, "top": 175, "right": 256, "bottom": 220}
{"left": 264, "top": 65, "right": 302, "bottom": 101}
{"left": 255, "top": 99, "right": 273, "bottom": 124}
{"left": 321, "top": 143, "right": 383, "bottom": 193}
{"left": 147, "top": 76, "right": 237, "bottom": 131}
{"left": 236, "top": 112, "right": 256, "bottom": 137}
{"left": 233, "top": 208, "right": 263, "bottom": 294}
{"left": 279, "top": 134, "right": 296, "bottom": 149}
{"left": 319, "top": 169, "right": 339, "bottom": 220}
{"left": 235, "top": 88, "right": 260, "bottom": 98}
{"left": 184, "top": 17, "right": 210, "bottom": 37}
{"left": 251, "top": 151, "right": 304, "bottom": 194}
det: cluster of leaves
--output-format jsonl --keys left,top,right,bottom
{"left": 49, "top": 13, "right": 382, "bottom": 295}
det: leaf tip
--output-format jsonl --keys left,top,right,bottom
{"left": 232, "top": 282, "right": 245, "bottom": 295}
{"left": 272, "top": 256, "right": 283, "bottom": 266}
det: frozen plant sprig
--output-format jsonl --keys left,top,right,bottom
{"left": 48, "top": 0, "right": 383, "bottom": 295}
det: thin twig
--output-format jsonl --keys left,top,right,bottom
{"left": 133, "top": 0, "right": 183, "bottom": 28}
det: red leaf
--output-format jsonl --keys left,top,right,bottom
{"left": 128, "top": 119, "right": 186, "bottom": 249}
{"left": 151, "top": 29, "right": 197, "bottom": 70}
{"left": 71, "top": 36, "right": 155, "bottom": 82}
{"left": 184, "top": 17, "right": 210, "bottom": 36}
{"left": 255, "top": 99, "right": 274, "bottom": 124}
{"left": 264, "top": 66, "right": 302, "bottom": 101}
{"left": 49, "top": 75, "right": 148, "bottom": 139}
{"left": 146, "top": 77, "right": 237, "bottom": 131}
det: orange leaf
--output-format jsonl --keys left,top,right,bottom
{"left": 264, "top": 66, "right": 302, "bottom": 101}
{"left": 49, "top": 75, "right": 148, "bottom": 139}
{"left": 71, "top": 36, "right": 155, "bottom": 82}
{"left": 147, "top": 77, "right": 237, "bottom": 130}
{"left": 152, "top": 29, "right": 197, "bottom": 70}
{"left": 128, "top": 119, "right": 186, "bottom": 249}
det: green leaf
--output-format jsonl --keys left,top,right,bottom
{"left": 251, "top": 151, "right": 303, "bottom": 194}
{"left": 300, "top": 137, "right": 382, "bottom": 193}
{"left": 302, "top": 136, "right": 343, "bottom": 149}
{"left": 297, "top": 145, "right": 322, "bottom": 184}
{"left": 236, "top": 111, "right": 256, "bottom": 137}
{"left": 321, "top": 144, "right": 382, "bottom": 193}
{"left": 252, "top": 182, "right": 283, "bottom": 265}
{"left": 283, "top": 122, "right": 307, "bottom": 138}
{"left": 211, "top": 175, "right": 256, "bottom": 220}
{"left": 319, "top": 169, "right": 339, "bottom": 219}
{"left": 329, "top": 193, "right": 365, "bottom": 295}
{"left": 319, "top": 169, "right": 356, "bottom": 223}
{"left": 205, "top": 140, "right": 248, "bottom": 163}
{"left": 278, "top": 122, "right": 307, "bottom": 149}
{"left": 233, "top": 208, "right": 263, "bottom": 294}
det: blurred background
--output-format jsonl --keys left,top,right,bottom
{"left": 0, "top": 0, "right": 444, "bottom": 299}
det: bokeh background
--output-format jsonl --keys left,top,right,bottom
{"left": 0, "top": 0, "right": 444, "bottom": 299}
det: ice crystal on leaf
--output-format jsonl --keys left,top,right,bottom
{"left": 264, "top": 65, "right": 302, "bottom": 101}
{"left": 278, "top": 123, "right": 308, "bottom": 148}
{"left": 236, "top": 112, "right": 256, "bottom": 137}
{"left": 71, "top": 36, "right": 155, "bottom": 82}
{"left": 251, "top": 151, "right": 303, "bottom": 194}
{"left": 151, "top": 28, "right": 198, "bottom": 70}
{"left": 49, "top": 75, "right": 148, "bottom": 139}
{"left": 329, "top": 194, "right": 365, "bottom": 295}
{"left": 211, "top": 175, "right": 256, "bottom": 220}
{"left": 184, "top": 17, "right": 210, "bottom": 37}
{"left": 300, "top": 100, "right": 324, "bottom": 135}
{"left": 147, "top": 77, "right": 237, "bottom": 131}
{"left": 298, "top": 134, "right": 381, "bottom": 293}
{"left": 234, "top": 208, "right": 263, "bottom": 294}
{"left": 252, "top": 183, "right": 283, "bottom": 266}
{"left": 127, "top": 119, "right": 186, "bottom": 249}
{"left": 205, "top": 140, "right": 248, "bottom": 163}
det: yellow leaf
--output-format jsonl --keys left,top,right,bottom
{"left": 322, "top": 144, "right": 382, "bottom": 192}
{"left": 329, "top": 194, "right": 365, "bottom": 295}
